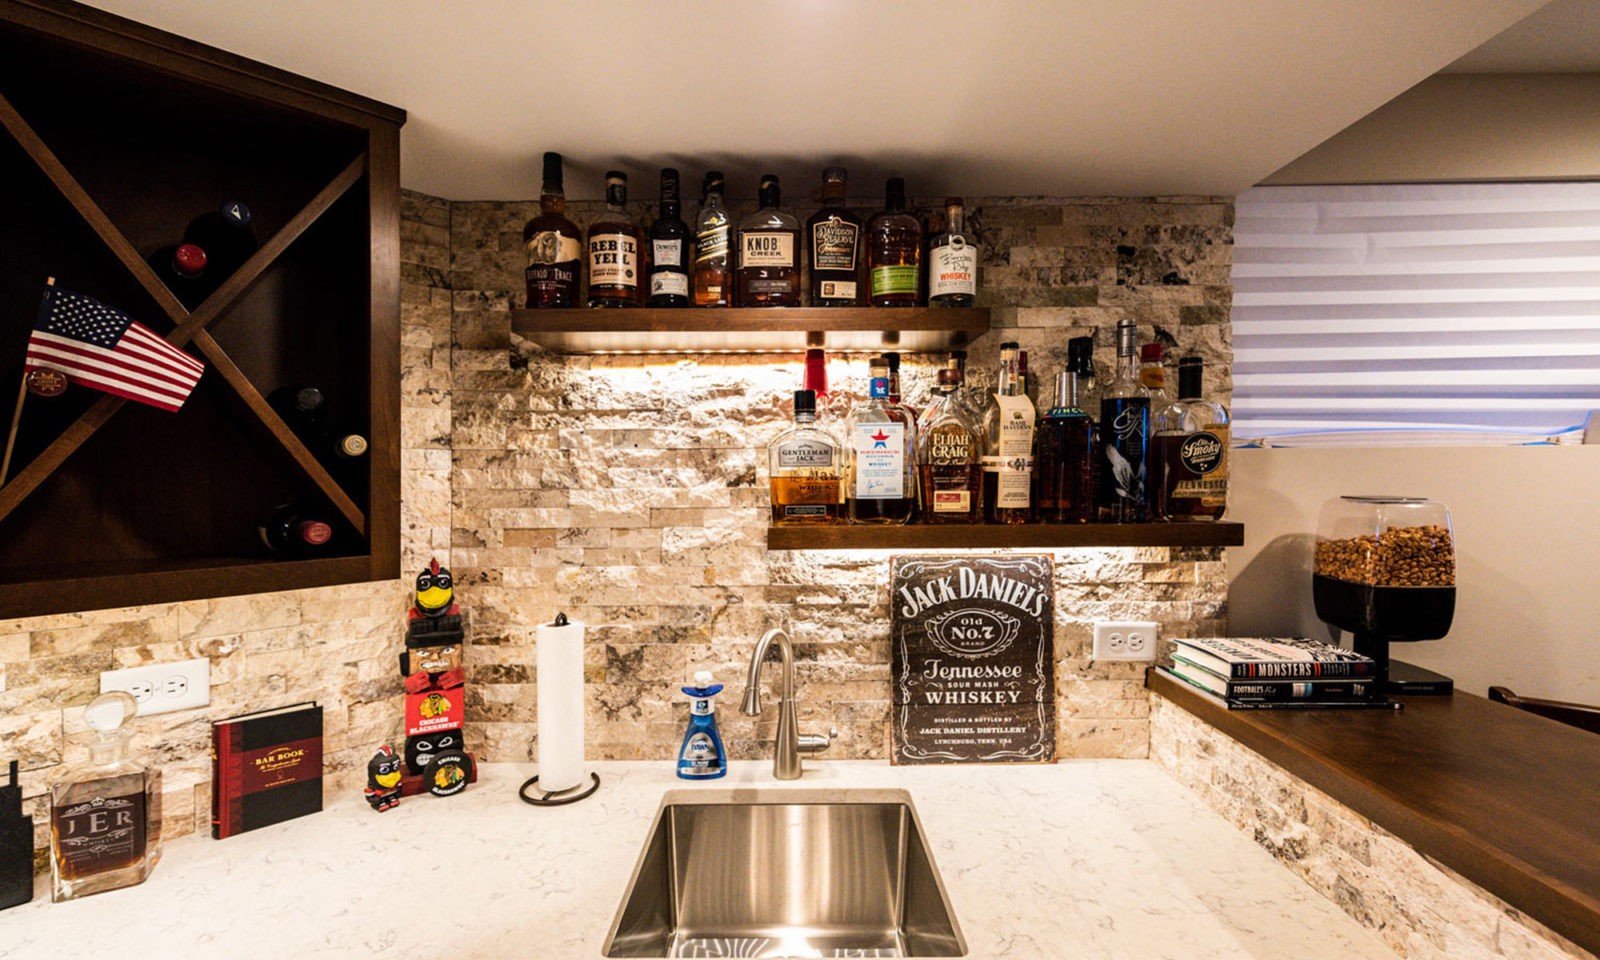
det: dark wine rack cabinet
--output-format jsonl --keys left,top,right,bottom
{"left": 0, "top": 0, "right": 403, "bottom": 618}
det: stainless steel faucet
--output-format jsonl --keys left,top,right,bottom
{"left": 741, "top": 627, "right": 835, "bottom": 780}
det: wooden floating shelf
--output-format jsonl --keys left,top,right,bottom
{"left": 509, "top": 307, "right": 990, "bottom": 355}
{"left": 766, "top": 522, "right": 1244, "bottom": 551}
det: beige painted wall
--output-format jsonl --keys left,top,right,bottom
{"left": 1226, "top": 445, "right": 1600, "bottom": 704}
{"left": 1262, "top": 74, "right": 1600, "bottom": 184}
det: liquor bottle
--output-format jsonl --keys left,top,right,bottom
{"left": 647, "top": 168, "right": 690, "bottom": 307}
{"left": 587, "top": 171, "right": 645, "bottom": 307}
{"left": 1067, "top": 334, "right": 1099, "bottom": 413}
{"left": 182, "top": 200, "right": 256, "bottom": 287}
{"left": 1099, "top": 319, "right": 1151, "bottom": 522}
{"left": 806, "top": 167, "right": 864, "bottom": 306}
{"left": 1034, "top": 371, "right": 1096, "bottom": 524}
{"left": 884, "top": 352, "right": 918, "bottom": 431}
{"left": 1152, "top": 355, "right": 1230, "bottom": 521}
{"left": 147, "top": 242, "right": 209, "bottom": 309}
{"left": 1017, "top": 349, "right": 1041, "bottom": 413}
{"left": 50, "top": 692, "right": 161, "bottom": 902}
{"left": 847, "top": 356, "right": 916, "bottom": 524}
{"left": 917, "top": 366, "right": 982, "bottom": 523}
{"left": 768, "top": 389, "right": 846, "bottom": 525}
{"left": 1140, "top": 342, "right": 1170, "bottom": 409}
{"left": 693, "top": 171, "right": 733, "bottom": 307}
{"left": 867, "top": 177, "right": 922, "bottom": 306}
{"left": 981, "top": 342, "right": 1036, "bottom": 524}
{"left": 928, "top": 197, "right": 978, "bottom": 307}
{"left": 260, "top": 503, "right": 336, "bottom": 557}
{"left": 523, "top": 152, "right": 583, "bottom": 308}
{"left": 803, "top": 347, "right": 848, "bottom": 424}
{"left": 947, "top": 350, "right": 981, "bottom": 422}
{"left": 736, "top": 175, "right": 800, "bottom": 307}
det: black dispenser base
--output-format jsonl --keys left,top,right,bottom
{"left": 1388, "top": 660, "right": 1453, "bottom": 696}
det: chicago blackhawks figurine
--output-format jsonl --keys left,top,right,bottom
{"left": 402, "top": 559, "right": 467, "bottom": 777}
{"left": 364, "top": 746, "right": 403, "bottom": 812}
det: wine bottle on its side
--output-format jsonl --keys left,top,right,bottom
{"left": 182, "top": 201, "right": 257, "bottom": 286}
{"left": 259, "top": 503, "right": 335, "bottom": 558}
{"left": 147, "top": 242, "right": 209, "bottom": 309}
{"left": 266, "top": 384, "right": 369, "bottom": 485}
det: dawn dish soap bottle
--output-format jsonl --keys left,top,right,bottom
{"left": 677, "top": 671, "right": 727, "bottom": 780}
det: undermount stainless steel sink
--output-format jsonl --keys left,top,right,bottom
{"left": 603, "top": 789, "right": 966, "bottom": 959}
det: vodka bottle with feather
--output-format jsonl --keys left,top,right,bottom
{"left": 1098, "top": 319, "right": 1150, "bottom": 522}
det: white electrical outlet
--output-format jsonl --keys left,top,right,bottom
{"left": 101, "top": 658, "right": 210, "bottom": 716}
{"left": 1093, "top": 621, "right": 1160, "bottom": 661}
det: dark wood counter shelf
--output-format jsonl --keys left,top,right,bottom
{"left": 510, "top": 307, "right": 989, "bottom": 355}
{"left": 1148, "top": 668, "right": 1600, "bottom": 956}
{"left": 767, "top": 522, "right": 1243, "bottom": 551}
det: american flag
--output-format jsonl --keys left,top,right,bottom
{"left": 24, "top": 287, "right": 204, "bottom": 412}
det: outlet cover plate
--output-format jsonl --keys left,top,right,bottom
{"left": 1093, "top": 621, "right": 1160, "bottom": 661}
{"left": 101, "top": 657, "right": 210, "bottom": 716}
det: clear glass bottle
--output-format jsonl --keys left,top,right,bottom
{"left": 737, "top": 175, "right": 801, "bottom": 307}
{"left": 1016, "top": 349, "right": 1040, "bottom": 413}
{"left": 918, "top": 366, "right": 983, "bottom": 523}
{"left": 1099, "top": 319, "right": 1151, "bottom": 522}
{"left": 1140, "top": 342, "right": 1170, "bottom": 410}
{"left": 928, "top": 197, "right": 978, "bottom": 307}
{"left": 805, "top": 167, "right": 865, "bottom": 306}
{"left": 647, "top": 167, "right": 690, "bottom": 308}
{"left": 867, "top": 177, "right": 923, "bottom": 307}
{"left": 947, "top": 351, "right": 981, "bottom": 422}
{"left": 522, "top": 151, "right": 583, "bottom": 308}
{"left": 848, "top": 356, "right": 916, "bottom": 524}
{"left": 768, "top": 389, "right": 846, "bottom": 525}
{"left": 981, "top": 341, "right": 1036, "bottom": 524}
{"left": 693, "top": 171, "right": 733, "bottom": 307}
{"left": 586, "top": 171, "right": 645, "bottom": 307}
{"left": 51, "top": 692, "right": 161, "bottom": 902}
{"left": 1152, "top": 355, "right": 1230, "bottom": 521}
{"left": 1034, "top": 371, "right": 1096, "bottom": 524}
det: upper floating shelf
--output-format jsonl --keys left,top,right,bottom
{"left": 509, "top": 307, "right": 991, "bottom": 355}
{"left": 766, "top": 522, "right": 1244, "bottom": 551}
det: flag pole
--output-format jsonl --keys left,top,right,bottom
{"left": 0, "top": 276, "right": 52, "bottom": 485}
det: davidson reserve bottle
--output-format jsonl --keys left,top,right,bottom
{"left": 1099, "top": 319, "right": 1151, "bottom": 522}
{"left": 523, "top": 152, "right": 583, "bottom": 307}
{"left": 806, "top": 167, "right": 865, "bottom": 306}
{"left": 1152, "top": 355, "right": 1230, "bottom": 521}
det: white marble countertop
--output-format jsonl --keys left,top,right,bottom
{"left": 0, "top": 759, "right": 1397, "bottom": 959}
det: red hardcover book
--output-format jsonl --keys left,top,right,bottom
{"left": 211, "top": 702, "right": 323, "bottom": 839}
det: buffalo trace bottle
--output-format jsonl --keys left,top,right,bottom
{"left": 848, "top": 356, "right": 916, "bottom": 524}
{"left": 981, "top": 342, "right": 1036, "bottom": 524}
{"left": 1034, "top": 371, "right": 1096, "bottom": 523}
{"left": 1099, "top": 319, "right": 1151, "bottom": 522}
{"left": 693, "top": 171, "right": 733, "bottom": 307}
{"left": 917, "top": 366, "right": 982, "bottom": 523}
{"left": 586, "top": 171, "right": 645, "bottom": 307}
{"left": 647, "top": 168, "right": 690, "bottom": 307}
{"left": 768, "top": 390, "right": 846, "bottom": 525}
{"left": 867, "top": 177, "right": 923, "bottom": 306}
{"left": 806, "top": 167, "right": 865, "bottom": 306}
{"left": 1152, "top": 355, "right": 1230, "bottom": 520}
{"left": 737, "top": 175, "right": 801, "bottom": 307}
{"left": 522, "top": 152, "right": 583, "bottom": 308}
{"left": 927, "top": 197, "right": 978, "bottom": 307}
{"left": 51, "top": 692, "right": 161, "bottom": 901}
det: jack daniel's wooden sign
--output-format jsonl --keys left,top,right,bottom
{"left": 892, "top": 555, "right": 1056, "bottom": 764}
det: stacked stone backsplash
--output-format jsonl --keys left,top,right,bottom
{"left": 448, "top": 190, "right": 1234, "bottom": 763}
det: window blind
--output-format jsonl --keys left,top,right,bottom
{"left": 1230, "top": 182, "right": 1600, "bottom": 440}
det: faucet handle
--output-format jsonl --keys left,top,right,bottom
{"left": 797, "top": 727, "right": 837, "bottom": 755}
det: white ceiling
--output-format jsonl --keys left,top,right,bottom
{"left": 86, "top": 0, "right": 1558, "bottom": 200}
{"left": 1445, "top": 0, "right": 1600, "bottom": 71}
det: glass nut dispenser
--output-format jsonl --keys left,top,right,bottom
{"left": 50, "top": 691, "right": 162, "bottom": 901}
{"left": 1312, "top": 495, "right": 1456, "bottom": 695}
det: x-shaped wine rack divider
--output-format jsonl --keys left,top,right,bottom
{"left": 0, "top": 88, "right": 369, "bottom": 536}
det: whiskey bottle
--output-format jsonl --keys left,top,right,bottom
{"left": 648, "top": 168, "right": 690, "bottom": 307}
{"left": 737, "top": 175, "right": 800, "bottom": 307}
{"left": 1034, "top": 371, "right": 1096, "bottom": 524}
{"left": 806, "top": 167, "right": 864, "bottom": 306}
{"left": 768, "top": 389, "right": 846, "bottom": 525}
{"left": 1152, "top": 355, "right": 1230, "bottom": 521}
{"left": 1017, "top": 349, "right": 1040, "bottom": 413}
{"left": 928, "top": 198, "right": 978, "bottom": 307}
{"left": 803, "top": 347, "right": 849, "bottom": 424}
{"left": 586, "top": 171, "right": 645, "bottom": 307}
{"left": 1099, "top": 319, "right": 1151, "bottom": 522}
{"left": 51, "top": 692, "right": 161, "bottom": 902}
{"left": 522, "top": 152, "right": 583, "bottom": 308}
{"left": 1067, "top": 334, "right": 1099, "bottom": 413}
{"left": 867, "top": 177, "right": 923, "bottom": 307}
{"left": 917, "top": 366, "right": 982, "bottom": 523}
{"left": 848, "top": 356, "right": 916, "bottom": 524}
{"left": 1140, "top": 342, "right": 1170, "bottom": 409}
{"left": 693, "top": 171, "right": 733, "bottom": 307}
{"left": 981, "top": 342, "right": 1036, "bottom": 523}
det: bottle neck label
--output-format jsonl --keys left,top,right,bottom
{"left": 869, "top": 376, "right": 890, "bottom": 399}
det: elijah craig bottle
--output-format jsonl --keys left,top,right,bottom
{"left": 587, "top": 171, "right": 646, "bottom": 307}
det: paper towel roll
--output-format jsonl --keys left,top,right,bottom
{"left": 536, "top": 615, "right": 586, "bottom": 792}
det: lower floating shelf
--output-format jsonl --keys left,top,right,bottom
{"left": 509, "top": 307, "right": 989, "bottom": 354}
{"left": 766, "top": 522, "right": 1244, "bottom": 551}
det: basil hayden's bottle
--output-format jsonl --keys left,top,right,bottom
{"left": 1099, "top": 319, "right": 1151, "bottom": 522}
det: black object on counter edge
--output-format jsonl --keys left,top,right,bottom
{"left": 0, "top": 760, "right": 32, "bottom": 911}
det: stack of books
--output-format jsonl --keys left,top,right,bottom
{"left": 1161, "top": 637, "right": 1397, "bottom": 710}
